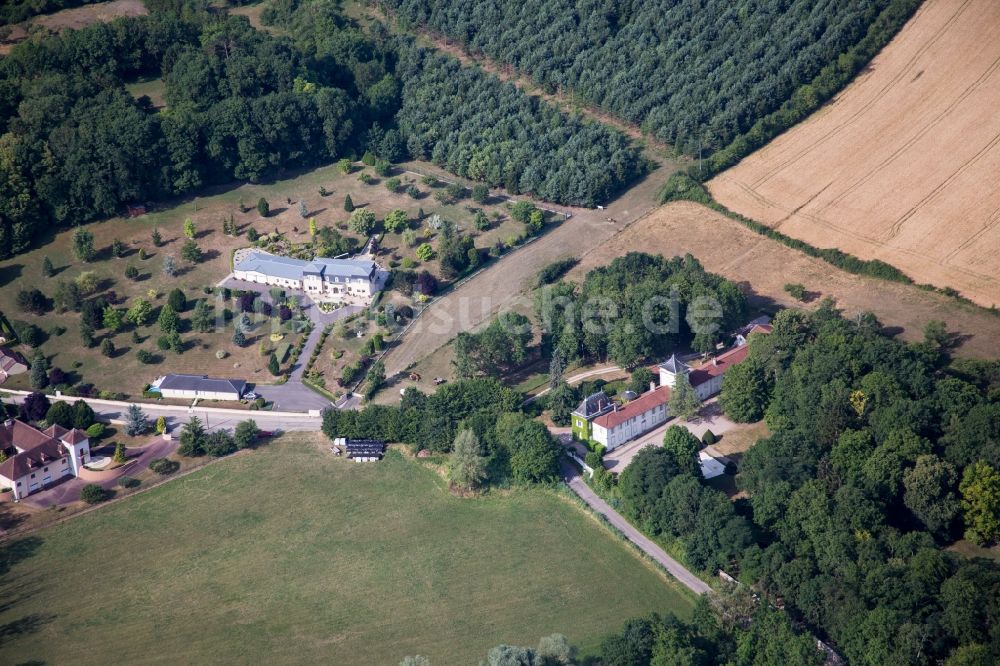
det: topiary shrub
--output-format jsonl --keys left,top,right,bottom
{"left": 701, "top": 429, "right": 717, "bottom": 445}
{"left": 86, "top": 422, "right": 105, "bottom": 439}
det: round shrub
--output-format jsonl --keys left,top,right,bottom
{"left": 584, "top": 451, "right": 603, "bottom": 469}
{"left": 118, "top": 476, "right": 140, "bottom": 489}
{"left": 216, "top": 350, "right": 227, "bottom": 359}
{"left": 85, "top": 422, "right": 105, "bottom": 439}
{"left": 701, "top": 429, "right": 717, "bottom": 445}
{"left": 80, "top": 483, "right": 110, "bottom": 504}
{"left": 149, "top": 457, "right": 179, "bottom": 475}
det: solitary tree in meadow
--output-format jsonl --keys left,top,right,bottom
{"left": 449, "top": 429, "right": 487, "bottom": 491}
{"left": 72, "top": 229, "right": 96, "bottom": 262}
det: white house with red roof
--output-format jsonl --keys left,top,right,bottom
{"left": 587, "top": 322, "right": 772, "bottom": 451}
{"left": 0, "top": 419, "right": 91, "bottom": 500}
{"left": 591, "top": 385, "right": 672, "bottom": 450}
{"left": 659, "top": 324, "right": 773, "bottom": 401}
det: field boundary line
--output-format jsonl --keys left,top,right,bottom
{"left": 0, "top": 449, "right": 250, "bottom": 542}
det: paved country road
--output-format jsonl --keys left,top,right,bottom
{"left": 0, "top": 391, "right": 324, "bottom": 434}
{"left": 562, "top": 460, "right": 712, "bottom": 596}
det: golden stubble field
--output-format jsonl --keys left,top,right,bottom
{"left": 571, "top": 202, "right": 1000, "bottom": 361}
{"left": 709, "top": 0, "right": 1000, "bottom": 308}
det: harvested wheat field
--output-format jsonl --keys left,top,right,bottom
{"left": 572, "top": 202, "right": 1000, "bottom": 360}
{"left": 709, "top": 0, "right": 1000, "bottom": 308}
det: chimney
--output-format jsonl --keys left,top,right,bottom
{"left": 3, "top": 418, "right": 11, "bottom": 429}
{"left": 649, "top": 381, "right": 656, "bottom": 393}
{"left": 712, "top": 357, "right": 718, "bottom": 366}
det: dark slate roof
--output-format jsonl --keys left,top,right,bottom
{"left": 572, "top": 391, "right": 613, "bottom": 419}
{"left": 157, "top": 374, "right": 246, "bottom": 395}
{"left": 658, "top": 353, "right": 690, "bottom": 375}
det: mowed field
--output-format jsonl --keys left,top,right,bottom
{"left": 571, "top": 202, "right": 1000, "bottom": 360}
{"left": 0, "top": 435, "right": 693, "bottom": 665}
{"left": 709, "top": 0, "right": 1000, "bottom": 308}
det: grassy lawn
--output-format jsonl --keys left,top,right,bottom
{"left": 0, "top": 160, "right": 542, "bottom": 399}
{"left": 0, "top": 434, "right": 693, "bottom": 664}
{"left": 125, "top": 76, "right": 167, "bottom": 109}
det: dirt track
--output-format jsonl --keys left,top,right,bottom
{"left": 570, "top": 202, "right": 1000, "bottom": 361}
{"left": 383, "top": 162, "right": 673, "bottom": 376}
{"left": 709, "top": 0, "right": 1000, "bottom": 308}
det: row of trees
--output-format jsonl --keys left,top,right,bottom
{"left": 394, "top": 44, "right": 643, "bottom": 207}
{"left": 410, "top": 585, "right": 828, "bottom": 666}
{"left": 384, "top": 0, "right": 910, "bottom": 156}
{"left": 320, "top": 377, "right": 561, "bottom": 485}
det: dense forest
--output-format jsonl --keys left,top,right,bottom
{"left": 604, "top": 304, "right": 1000, "bottom": 664}
{"left": 535, "top": 252, "right": 748, "bottom": 369}
{"left": 379, "top": 0, "right": 916, "bottom": 156}
{"left": 0, "top": 0, "right": 641, "bottom": 259}
{"left": 0, "top": 0, "right": 391, "bottom": 258}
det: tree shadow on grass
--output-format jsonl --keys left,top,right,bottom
{"left": 0, "top": 263, "right": 24, "bottom": 288}
{"left": 0, "top": 613, "right": 56, "bottom": 642}
{"left": 0, "top": 537, "right": 43, "bottom": 576}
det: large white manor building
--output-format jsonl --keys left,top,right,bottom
{"left": 233, "top": 250, "right": 383, "bottom": 306}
